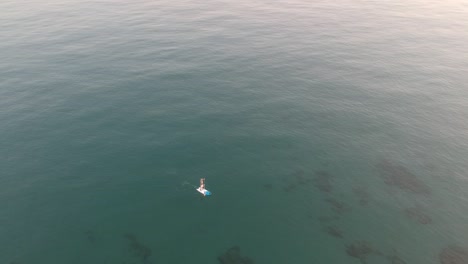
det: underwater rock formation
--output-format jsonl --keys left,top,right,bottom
{"left": 293, "top": 170, "right": 312, "bottom": 185}
{"left": 324, "top": 225, "right": 343, "bottom": 238}
{"left": 384, "top": 249, "right": 407, "bottom": 264}
{"left": 218, "top": 246, "right": 254, "bottom": 264}
{"left": 353, "top": 186, "right": 370, "bottom": 206}
{"left": 346, "top": 241, "right": 381, "bottom": 264}
{"left": 377, "top": 159, "right": 430, "bottom": 195}
{"left": 404, "top": 206, "right": 432, "bottom": 224}
{"left": 439, "top": 246, "right": 468, "bottom": 264}
{"left": 325, "top": 198, "right": 350, "bottom": 215}
{"left": 282, "top": 169, "right": 313, "bottom": 192}
{"left": 124, "top": 233, "right": 152, "bottom": 262}
{"left": 282, "top": 183, "right": 297, "bottom": 192}
{"left": 313, "top": 170, "right": 334, "bottom": 193}
{"left": 386, "top": 254, "right": 407, "bottom": 264}
{"left": 84, "top": 230, "right": 95, "bottom": 243}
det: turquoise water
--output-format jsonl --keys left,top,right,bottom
{"left": 1, "top": 0, "right": 468, "bottom": 263}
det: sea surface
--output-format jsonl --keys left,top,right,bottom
{"left": 1, "top": 0, "right": 468, "bottom": 263}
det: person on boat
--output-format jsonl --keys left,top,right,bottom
{"left": 200, "top": 178, "right": 205, "bottom": 191}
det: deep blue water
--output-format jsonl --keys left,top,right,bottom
{"left": 1, "top": 0, "right": 468, "bottom": 263}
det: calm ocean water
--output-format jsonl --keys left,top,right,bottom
{"left": 1, "top": 0, "right": 468, "bottom": 263}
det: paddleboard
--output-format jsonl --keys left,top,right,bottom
{"left": 197, "top": 187, "right": 211, "bottom": 196}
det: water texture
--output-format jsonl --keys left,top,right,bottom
{"left": 1, "top": 0, "right": 468, "bottom": 263}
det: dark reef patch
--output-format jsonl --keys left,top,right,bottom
{"left": 385, "top": 249, "right": 407, "bottom": 264}
{"left": 282, "top": 169, "right": 313, "bottom": 192}
{"left": 313, "top": 170, "right": 334, "bottom": 193}
{"left": 282, "top": 183, "right": 297, "bottom": 192}
{"left": 84, "top": 230, "right": 95, "bottom": 243}
{"left": 324, "top": 225, "right": 343, "bottom": 238}
{"left": 218, "top": 246, "right": 254, "bottom": 264}
{"left": 325, "top": 197, "right": 350, "bottom": 215}
{"left": 353, "top": 186, "right": 370, "bottom": 206}
{"left": 346, "top": 241, "right": 382, "bottom": 264}
{"left": 124, "top": 233, "right": 152, "bottom": 262}
{"left": 377, "top": 159, "right": 430, "bottom": 195}
{"left": 404, "top": 206, "right": 432, "bottom": 225}
{"left": 439, "top": 245, "right": 468, "bottom": 264}
{"left": 293, "top": 169, "right": 312, "bottom": 185}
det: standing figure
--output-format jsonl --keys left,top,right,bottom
{"left": 200, "top": 178, "right": 206, "bottom": 191}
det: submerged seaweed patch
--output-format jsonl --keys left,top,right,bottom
{"left": 346, "top": 242, "right": 407, "bottom": 264}
{"left": 282, "top": 183, "right": 297, "bottom": 192}
{"left": 353, "top": 186, "right": 370, "bottom": 206}
{"left": 313, "top": 170, "right": 334, "bottom": 193}
{"left": 218, "top": 246, "right": 254, "bottom": 264}
{"left": 439, "top": 245, "right": 468, "bottom": 264}
{"left": 124, "top": 233, "right": 152, "bottom": 262}
{"left": 293, "top": 169, "right": 312, "bottom": 185}
{"left": 404, "top": 206, "right": 432, "bottom": 225}
{"left": 386, "top": 254, "right": 407, "bottom": 264}
{"left": 377, "top": 159, "right": 430, "bottom": 195}
{"left": 84, "top": 230, "right": 95, "bottom": 243}
{"left": 346, "top": 241, "right": 382, "bottom": 264}
{"left": 325, "top": 197, "right": 350, "bottom": 215}
{"left": 324, "top": 225, "right": 344, "bottom": 238}
{"left": 383, "top": 249, "right": 407, "bottom": 264}
{"left": 282, "top": 169, "right": 313, "bottom": 192}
